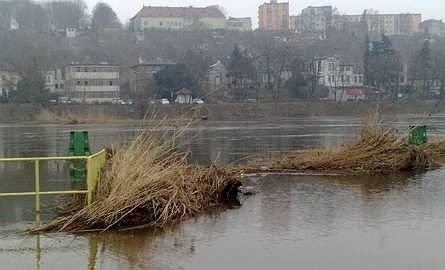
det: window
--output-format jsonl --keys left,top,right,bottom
{"left": 84, "top": 81, "right": 88, "bottom": 86}
{"left": 109, "top": 81, "right": 113, "bottom": 86}
{"left": 77, "top": 81, "right": 81, "bottom": 85}
{"left": 159, "top": 22, "right": 163, "bottom": 26}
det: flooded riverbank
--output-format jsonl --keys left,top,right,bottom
{"left": 2, "top": 115, "right": 445, "bottom": 269}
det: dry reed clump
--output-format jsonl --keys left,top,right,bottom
{"left": 256, "top": 117, "right": 444, "bottom": 175}
{"left": 32, "top": 123, "right": 240, "bottom": 233}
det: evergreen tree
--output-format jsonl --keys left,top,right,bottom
{"left": 227, "top": 46, "right": 256, "bottom": 100}
{"left": 154, "top": 64, "right": 199, "bottom": 99}
{"left": 91, "top": 2, "right": 121, "bottom": 30}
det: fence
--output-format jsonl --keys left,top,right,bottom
{"left": 0, "top": 149, "right": 107, "bottom": 224}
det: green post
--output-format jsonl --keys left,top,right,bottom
{"left": 409, "top": 125, "right": 428, "bottom": 146}
{"left": 69, "top": 131, "right": 91, "bottom": 186}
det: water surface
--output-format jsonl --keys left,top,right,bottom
{"left": 1, "top": 115, "right": 445, "bottom": 269}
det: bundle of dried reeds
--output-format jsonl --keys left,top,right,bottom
{"left": 249, "top": 115, "right": 445, "bottom": 175}
{"left": 32, "top": 123, "right": 240, "bottom": 233}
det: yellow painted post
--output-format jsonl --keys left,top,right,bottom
{"left": 34, "top": 160, "right": 41, "bottom": 225}
{"left": 87, "top": 157, "right": 93, "bottom": 205}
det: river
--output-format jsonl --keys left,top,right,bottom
{"left": 1, "top": 115, "right": 445, "bottom": 269}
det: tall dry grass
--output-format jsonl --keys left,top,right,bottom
{"left": 32, "top": 121, "right": 240, "bottom": 233}
{"left": 244, "top": 114, "right": 445, "bottom": 175}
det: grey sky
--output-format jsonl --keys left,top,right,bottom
{"left": 85, "top": 0, "right": 444, "bottom": 25}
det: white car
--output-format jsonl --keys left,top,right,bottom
{"left": 160, "top": 98, "right": 170, "bottom": 105}
{"left": 193, "top": 99, "right": 204, "bottom": 104}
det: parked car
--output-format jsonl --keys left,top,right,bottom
{"left": 160, "top": 98, "right": 170, "bottom": 105}
{"left": 193, "top": 98, "right": 204, "bottom": 104}
{"left": 118, "top": 99, "right": 134, "bottom": 105}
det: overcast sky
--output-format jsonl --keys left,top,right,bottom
{"left": 84, "top": 0, "right": 444, "bottom": 25}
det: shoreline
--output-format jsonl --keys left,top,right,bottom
{"left": 0, "top": 101, "right": 443, "bottom": 124}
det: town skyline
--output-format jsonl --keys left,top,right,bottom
{"left": 83, "top": 0, "right": 444, "bottom": 26}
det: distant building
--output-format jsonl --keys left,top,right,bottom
{"left": 226, "top": 17, "right": 252, "bottom": 31}
{"left": 332, "top": 15, "right": 362, "bottom": 32}
{"left": 258, "top": 1, "right": 289, "bottom": 31}
{"left": 0, "top": 71, "right": 20, "bottom": 99}
{"left": 289, "top": 15, "right": 302, "bottom": 33}
{"left": 420, "top": 19, "right": 445, "bottom": 36}
{"left": 175, "top": 88, "right": 193, "bottom": 104}
{"left": 300, "top": 6, "right": 333, "bottom": 38}
{"left": 45, "top": 69, "right": 64, "bottom": 95}
{"left": 65, "top": 27, "right": 77, "bottom": 38}
{"left": 130, "top": 5, "right": 226, "bottom": 31}
{"left": 10, "top": 17, "right": 19, "bottom": 31}
{"left": 208, "top": 60, "right": 228, "bottom": 91}
{"left": 307, "top": 56, "right": 364, "bottom": 88}
{"left": 64, "top": 64, "right": 120, "bottom": 103}
{"left": 130, "top": 61, "right": 176, "bottom": 97}
{"left": 363, "top": 13, "right": 421, "bottom": 36}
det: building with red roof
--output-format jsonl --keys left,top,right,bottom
{"left": 130, "top": 5, "right": 226, "bottom": 31}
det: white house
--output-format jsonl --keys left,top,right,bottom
{"left": 175, "top": 88, "right": 193, "bottom": 104}
{"left": 208, "top": 60, "right": 227, "bottom": 91}
{"left": 0, "top": 71, "right": 20, "bottom": 98}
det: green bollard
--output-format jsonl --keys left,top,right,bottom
{"left": 409, "top": 125, "right": 428, "bottom": 146}
{"left": 69, "top": 131, "right": 91, "bottom": 186}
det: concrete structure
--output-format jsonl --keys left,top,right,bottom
{"left": 258, "top": 1, "right": 289, "bottom": 31}
{"left": 130, "top": 6, "right": 226, "bottom": 31}
{"left": 0, "top": 72, "right": 20, "bottom": 99}
{"left": 421, "top": 19, "right": 445, "bottom": 36}
{"left": 226, "top": 17, "right": 252, "bottom": 31}
{"left": 64, "top": 64, "right": 120, "bottom": 103}
{"left": 208, "top": 60, "right": 228, "bottom": 91}
{"left": 130, "top": 61, "right": 176, "bottom": 97}
{"left": 175, "top": 88, "right": 193, "bottom": 104}
{"left": 300, "top": 6, "right": 333, "bottom": 38}
{"left": 45, "top": 69, "right": 65, "bottom": 96}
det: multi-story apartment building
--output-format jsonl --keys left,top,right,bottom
{"left": 333, "top": 15, "right": 362, "bottom": 31}
{"left": 258, "top": 0, "right": 289, "bottom": 31}
{"left": 363, "top": 13, "right": 421, "bottom": 36}
{"left": 226, "top": 17, "right": 252, "bottom": 31}
{"left": 289, "top": 15, "right": 302, "bottom": 32}
{"left": 420, "top": 19, "right": 445, "bottom": 36}
{"left": 300, "top": 6, "right": 333, "bottom": 38}
{"left": 130, "top": 6, "right": 226, "bottom": 31}
{"left": 64, "top": 64, "right": 120, "bottom": 103}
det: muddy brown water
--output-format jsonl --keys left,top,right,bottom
{"left": 1, "top": 115, "right": 445, "bottom": 270}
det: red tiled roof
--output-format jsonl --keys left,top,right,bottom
{"left": 134, "top": 6, "right": 225, "bottom": 19}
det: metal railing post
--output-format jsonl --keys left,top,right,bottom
{"left": 87, "top": 157, "right": 93, "bottom": 206}
{"left": 34, "top": 160, "right": 41, "bottom": 225}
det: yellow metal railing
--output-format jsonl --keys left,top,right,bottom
{"left": 0, "top": 149, "right": 107, "bottom": 224}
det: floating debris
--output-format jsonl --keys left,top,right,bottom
{"left": 242, "top": 115, "right": 445, "bottom": 176}
{"left": 32, "top": 123, "right": 240, "bottom": 233}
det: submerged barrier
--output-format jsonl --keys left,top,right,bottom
{"left": 0, "top": 150, "right": 106, "bottom": 224}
